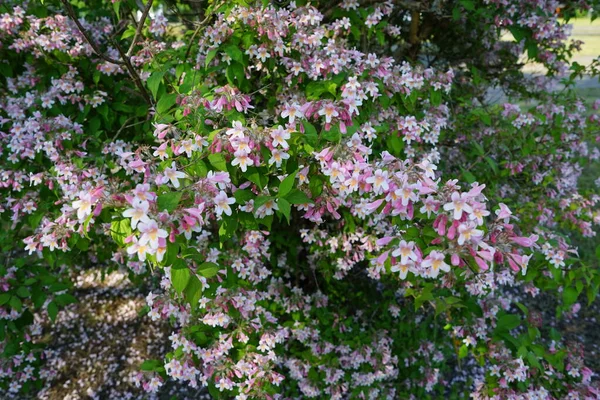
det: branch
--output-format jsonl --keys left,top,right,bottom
{"left": 113, "top": 39, "right": 154, "bottom": 106}
{"left": 127, "top": 0, "right": 154, "bottom": 57}
{"left": 60, "top": 0, "right": 153, "bottom": 106}
{"left": 59, "top": 0, "right": 125, "bottom": 66}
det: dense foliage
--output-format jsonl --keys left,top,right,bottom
{"left": 0, "top": 0, "right": 599, "bottom": 398}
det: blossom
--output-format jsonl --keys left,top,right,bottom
{"left": 281, "top": 103, "right": 304, "bottom": 124}
{"left": 422, "top": 251, "right": 450, "bottom": 278}
{"left": 391, "top": 240, "right": 418, "bottom": 264}
{"left": 231, "top": 151, "right": 254, "bottom": 172}
{"left": 163, "top": 162, "right": 186, "bottom": 188}
{"left": 457, "top": 223, "right": 483, "bottom": 245}
{"left": 271, "top": 126, "right": 291, "bottom": 148}
{"left": 317, "top": 103, "right": 339, "bottom": 124}
{"left": 443, "top": 192, "right": 473, "bottom": 220}
{"left": 214, "top": 191, "right": 235, "bottom": 216}
{"left": 123, "top": 201, "right": 151, "bottom": 229}
{"left": 72, "top": 193, "right": 93, "bottom": 221}
{"left": 127, "top": 237, "right": 150, "bottom": 261}
{"left": 366, "top": 169, "right": 389, "bottom": 194}
{"left": 138, "top": 219, "right": 168, "bottom": 249}
{"left": 495, "top": 203, "right": 513, "bottom": 223}
{"left": 269, "top": 148, "right": 290, "bottom": 167}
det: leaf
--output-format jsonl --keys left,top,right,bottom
{"left": 277, "top": 198, "right": 291, "bottom": 223}
{"left": 157, "top": 192, "right": 183, "bottom": 213}
{"left": 309, "top": 176, "right": 324, "bottom": 197}
{"left": 460, "top": 167, "right": 476, "bottom": 184}
{"left": 562, "top": 286, "right": 578, "bottom": 306}
{"left": 285, "top": 189, "right": 312, "bottom": 205}
{"left": 55, "top": 293, "right": 77, "bottom": 306}
{"left": 156, "top": 93, "right": 178, "bottom": 114}
{"left": 508, "top": 26, "right": 528, "bottom": 42}
{"left": 171, "top": 265, "right": 190, "bottom": 294}
{"left": 111, "top": 219, "right": 132, "bottom": 247}
{"left": 205, "top": 49, "right": 219, "bottom": 68}
{"left": 184, "top": 275, "right": 203, "bottom": 306}
{"left": 496, "top": 314, "right": 521, "bottom": 332}
{"left": 223, "top": 44, "right": 244, "bottom": 64}
{"left": 460, "top": 0, "right": 475, "bottom": 10}
{"left": 244, "top": 167, "right": 268, "bottom": 189}
{"left": 279, "top": 171, "right": 297, "bottom": 197}
{"left": 16, "top": 287, "right": 30, "bottom": 298}
{"left": 147, "top": 71, "right": 165, "bottom": 99}
{"left": 198, "top": 262, "right": 219, "bottom": 278}
{"left": 458, "top": 344, "right": 469, "bottom": 359}
{"left": 0, "top": 293, "right": 11, "bottom": 306}
{"left": 302, "top": 121, "right": 318, "bottom": 146}
{"left": 47, "top": 301, "right": 58, "bottom": 322}
{"left": 208, "top": 153, "right": 227, "bottom": 171}
{"left": 140, "top": 359, "right": 162, "bottom": 371}
{"left": 233, "top": 189, "right": 254, "bottom": 205}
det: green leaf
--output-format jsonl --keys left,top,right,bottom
{"left": 279, "top": 171, "right": 297, "bottom": 197}
{"left": 562, "top": 286, "right": 578, "bottom": 306}
{"left": 277, "top": 198, "right": 291, "bottom": 223}
{"left": 16, "top": 287, "right": 30, "bottom": 298}
{"left": 147, "top": 71, "right": 165, "bottom": 99}
{"left": 111, "top": 219, "right": 132, "bottom": 247}
{"left": 460, "top": 167, "right": 476, "bottom": 184}
{"left": 496, "top": 314, "right": 521, "bottom": 332}
{"left": 223, "top": 44, "right": 244, "bottom": 64}
{"left": 458, "top": 344, "right": 469, "bottom": 359}
{"left": 198, "top": 262, "right": 219, "bottom": 278}
{"left": 208, "top": 153, "right": 227, "bottom": 171}
{"left": 254, "top": 195, "right": 273, "bottom": 210}
{"left": 460, "top": 0, "right": 475, "bottom": 10}
{"left": 55, "top": 293, "right": 77, "bottom": 306}
{"left": 171, "top": 265, "right": 190, "bottom": 294}
{"left": 233, "top": 189, "right": 254, "bottom": 205}
{"left": 309, "top": 176, "right": 324, "bottom": 197}
{"left": 0, "top": 293, "right": 11, "bottom": 306}
{"left": 508, "top": 26, "right": 528, "bottom": 42}
{"left": 157, "top": 192, "right": 183, "bottom": 213}
{"left": 285, "top": 189, "right": 312, "bottom": 205}
{"left": 47, "top": 301, "right": 58, "bottom": 322}
{"left": 184, "top": 275, "right": 203, "bottom": 306}
{"left": 205, "top": 49, "right": 219, "bottom": 68}
{"left": 140, "top": 359, "right": 162, "bottom": 371}
{"left": 156, "top": 93, "right": 178, "bottom": 114}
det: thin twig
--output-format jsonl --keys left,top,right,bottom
{"left": 59, "top": 0, "right": 125, "bottom": 66}
{"left": 60, "top": 0, "right": 153, "bottom": 107}
{"left": 113, "top": 39, "right": 154, "bottom": 106}
{"left": 127, "top": 0, "right": 154, "bottom": 57}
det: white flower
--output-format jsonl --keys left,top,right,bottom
{"left": 457, "top": 223, "right": 483, "bottom": 245}
{"left": 231, "top": 151, "right": 254, "bottom": 172}
{"left": 391, "top": 240, "right": 418, "bottom": 264}
{"left": 318, "top": 103, "right": 339, "bottom": 124}
{"left": 270, "top": 126, "right": 291, "bottom": 148}
{"left": 163, "top": 162, "right": 186, "bottom": 188}
{"left": 127, "top": 237, "right": 151, "bottom": 261}
{"left": 214, "top": 191, "right": 235, "bottom": 216}
{"left": 138, "top": 219, "right": 168, "bottom": 249}
{"left": 421, "top": 251, "right": 450, "bottom": 278}
{"left": 72, "top": 193, "right": 93, "bottom": 221}
{"left": 123, "top": 201, "right": 151, "bottom": 229}
{"left": 268, "top": 148, "right": 290, "bottom": 167}
{"left": 443, "top": 192, "right": 473, "bottom": 220}
{"left": 366, "top": 169, "right": 389, "bottom": 194}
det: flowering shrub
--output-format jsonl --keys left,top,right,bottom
{"left": 0, "top": 0, "right": 599, "bottom": 398}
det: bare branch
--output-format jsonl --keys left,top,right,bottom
{"left": 59, "top": 0, "right": 125, "bottom": 66}
{"left": 127, "top": 0, "right": 154, "bottom": 57}
{"left": 113, "top": 39, "right": 154, "bottom": 106}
